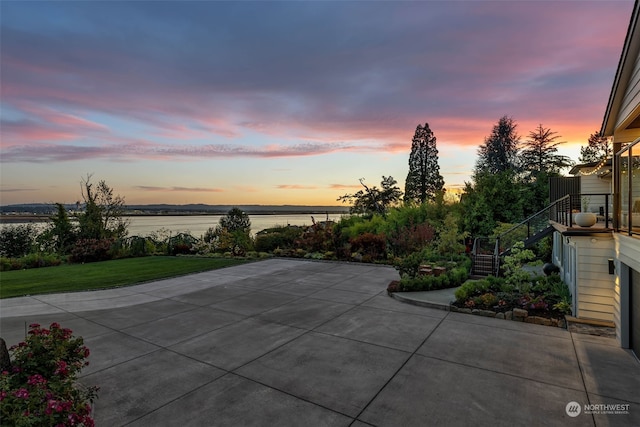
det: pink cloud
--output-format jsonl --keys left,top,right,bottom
{"left": 276, "top": 184, "right": 319, "bottom": 190}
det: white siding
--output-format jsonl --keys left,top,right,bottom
{"left": 616, "top": 52, "right": 640, "bottom": 130}
{"left": 574, "top": 236, "right": 616, "bottom": 322}
{"left": 580, "top": 175, "right": 612, "bottom": 214}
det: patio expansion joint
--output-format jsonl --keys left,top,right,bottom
{"left": 570, "top": 329, "right": 598, "bottom": 426}
{"left": 352, "top": 309, "right": 451, "bottom": 422}
{"left": 414, "top": 352, "right": 589, "bottom": 395}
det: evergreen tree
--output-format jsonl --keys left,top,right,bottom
{"left": 40, "top": 203, "right": 77, "bottom": 254}
{"left": 474, "top": 116, "right": 520, "bottom": 176}
{"left": 578, "top": 131, "right": 611, "bottom": 163}
{"left": 404, "top": 123, "right": 445, "bottom": 204}
{"left": 520, "top": 124, "right": 573, "bottom": 179}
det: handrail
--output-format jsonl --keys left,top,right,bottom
{"left": 494, "top": 192, "right": 612, "bottom": 264}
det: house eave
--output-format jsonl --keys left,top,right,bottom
{"left": 601, "top": 0, "right": 640, "bottom": 138}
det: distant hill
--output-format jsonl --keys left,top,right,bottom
{"left": 0, "top": 203, "right": 350, "bottom": 216}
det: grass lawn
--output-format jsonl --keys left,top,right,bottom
{"left": 0, "top": 256, "right": 249, "bottom": 299}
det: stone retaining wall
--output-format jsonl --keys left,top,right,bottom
{"left": 449, "top": 305, "right": 567, "bottom": 328}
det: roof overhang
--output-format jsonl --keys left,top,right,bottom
{"left": 601, "top": 0, "right": 640, "bottom": 138}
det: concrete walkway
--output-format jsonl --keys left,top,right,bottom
{"left": 1, "top": 259, "right": 638, "bottom": 426}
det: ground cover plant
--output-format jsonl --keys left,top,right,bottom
{"left": 0, "top": 322, "right": 98, "bottom": 426}
{"left": 389, "top": 248, "right": 471, "bottom": 293}
{"left": 0, "top": 257, "right": 247, "bottom": 298}
{"left": 452, "top": 243, "right": 572, "bottom": 319}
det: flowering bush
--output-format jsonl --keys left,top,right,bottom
{"left": 0, "top": 322, "right": 98, "bottom": 426}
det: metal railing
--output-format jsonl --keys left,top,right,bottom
{"left": 471, "top": 192, "right": 613, "bottom": 277}
{"left": 550, "top": 193, "right": 612, "bottom": 229}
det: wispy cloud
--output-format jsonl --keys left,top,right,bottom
{"left": 0, "top": 187, "right": 38, "bottom": 192}
{"left": 0, "top": 1, "right": 630, "bottom": 162}
{"left": 133, "top": 186, "right": 224, "bottom": 193}
{"left": 328, "top": 184, "right": 362, "bottom": 190}
{"left": 276, "top": 184, "right": 319, "bottom": 190}
{"left": 0, "top": 141, "right": 359, "bottom": 163}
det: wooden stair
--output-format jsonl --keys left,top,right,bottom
{"left": 471, "top": 254, "right": 497, "bottom": 278}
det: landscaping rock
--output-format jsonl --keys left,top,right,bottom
{"left": 524, "top": 317, "right": 535, "bottom": 324}
{"left": 513, "top": 308, "right": 528, "bottom": 319}
{"left": 450, "top": 306, "right": 458, "bottom": 312}
{"left": 474, "top": 309, "right": 496, "bottom": 317}
{"left": 528, "top": 316, "right": 552, "bottom": 326}
{"left": 418, "top": 265, "right": 432, "bottom": 276}
{"left": 505, "top": 311, "right": 513, "bottom": 320}
{"left": 433, "top": 267, "right": 447, "bottom": 277}
{"left": 558, "top": 319, "right": 566, "bottom": 329}
{"left": 495, "top": 312, "right": 505, "bottom": 320}
{"left": 457, "top": 308, "right": 472, "bottom": 314}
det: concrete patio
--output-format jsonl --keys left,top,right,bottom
{"left": 1, "top": 258, "right": 638, "bottom": 426}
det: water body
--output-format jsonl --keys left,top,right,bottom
{"left": 1, "top": 214, "right": 345, "bottom": 238}
{"left": 125, "top": 214, "right": 340, "bottom": 237}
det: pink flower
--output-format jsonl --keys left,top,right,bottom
{"left": 27, "top": 374, "right": 47, "bottom": 386}
{"left": 49, "top": 322, "right": 60, "bottom": 329}
{"left": 14, "top": 388, "right": 29, "bottom": 399}
{"left": 54, "top": 360, "right": 69, "bottom": 376}
{"left": 0, "top": 391, "right": 7, "bottom": 401}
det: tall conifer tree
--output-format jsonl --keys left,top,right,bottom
{"left": 578, "top": 131, "right": 611, "bottom": 163}
{"left": 404, "top": 123, "right": 444, "bottom": 204}
{"left": 474, "top": 115, "right": 520, "bottom": 177}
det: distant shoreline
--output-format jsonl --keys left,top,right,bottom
{"left": 0, "top": 211, "right": 347, "bottom": 223}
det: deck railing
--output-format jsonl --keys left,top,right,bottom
{"left": 550, "top": 193, "right": 612, "bottom": 229}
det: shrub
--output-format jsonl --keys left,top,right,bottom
{"left": 167, "top": 233, "right": 199, "bottom": 256}
{"left": 254, "top": 226, "right": 303, "bottom": 252}
{"left": 387, "top": 221, "right": 435, "bottom": 257}
{"left": 0, "top": 254, "right": 63, "bottom": 271}
{"left": 1, "top": 322, "right": 98, "bottom": 426}
{"left": 454, "top": 275, "right": 505, "bottom": 302}
{"left": 395, "top": 248, "right": 468, "bottom": 278}
{"left": 0, "top": 224, "right": 37, "bottom": 258}
{"left": 69, "top": 238, "right": 114, "bottom": 263}
{"left": 295, "top": 222, "right": 336, "bottom": 253}
{"left": 399, "top": 257, "right": 471, "bottom": 292}
{"left": 502, "top": 242, "right": 536, "bottom": 290}
{"left": 349, "top": 232, "right": 387, "bottom": 262}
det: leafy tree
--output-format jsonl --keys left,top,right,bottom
{"left": 474, "top": 115, "right": 520, "bottom": 176}
{"left": 404, "top": 123, "right": 445, "bottom": 204}
{"left": 579, "top": 131, "right": 611, "bottom": 163}
{"left": 219, "top": 207, "right": 251, "bottom": 234}
{"left": 204, "top": 207, "right": 252, "bottom": 255}
{"left": 337, "top": 176, "right": 403, "bottom": 216}
{"left": 460, "top": 170, "right": 530, "bottom": 236}
{"left": 436, "top": 212, "right": 468, "bottom": 259}
{"left": 39, "top": 203, "right": 77, "bottom": 254}
{"left": 0, "top": 224, "right": 36, "bottom": 258}
{"left": 520, "top": 124, "right": 573, "bottom": 178}
{"left": 77, "top": 175, "right": 128, "bottom": 240}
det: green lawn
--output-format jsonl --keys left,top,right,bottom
{"left": 0, "top": 256, "right": 249, "bottom": 299}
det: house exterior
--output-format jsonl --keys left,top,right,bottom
{"left": 551, "top": 1, "right": 640, "bottom": 356}
{"left": 601, "top": 0, "right": 640, "bottom": 356}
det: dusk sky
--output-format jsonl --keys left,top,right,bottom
{"left": 0, "top": 1, "right": 634, "bottom": 206}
